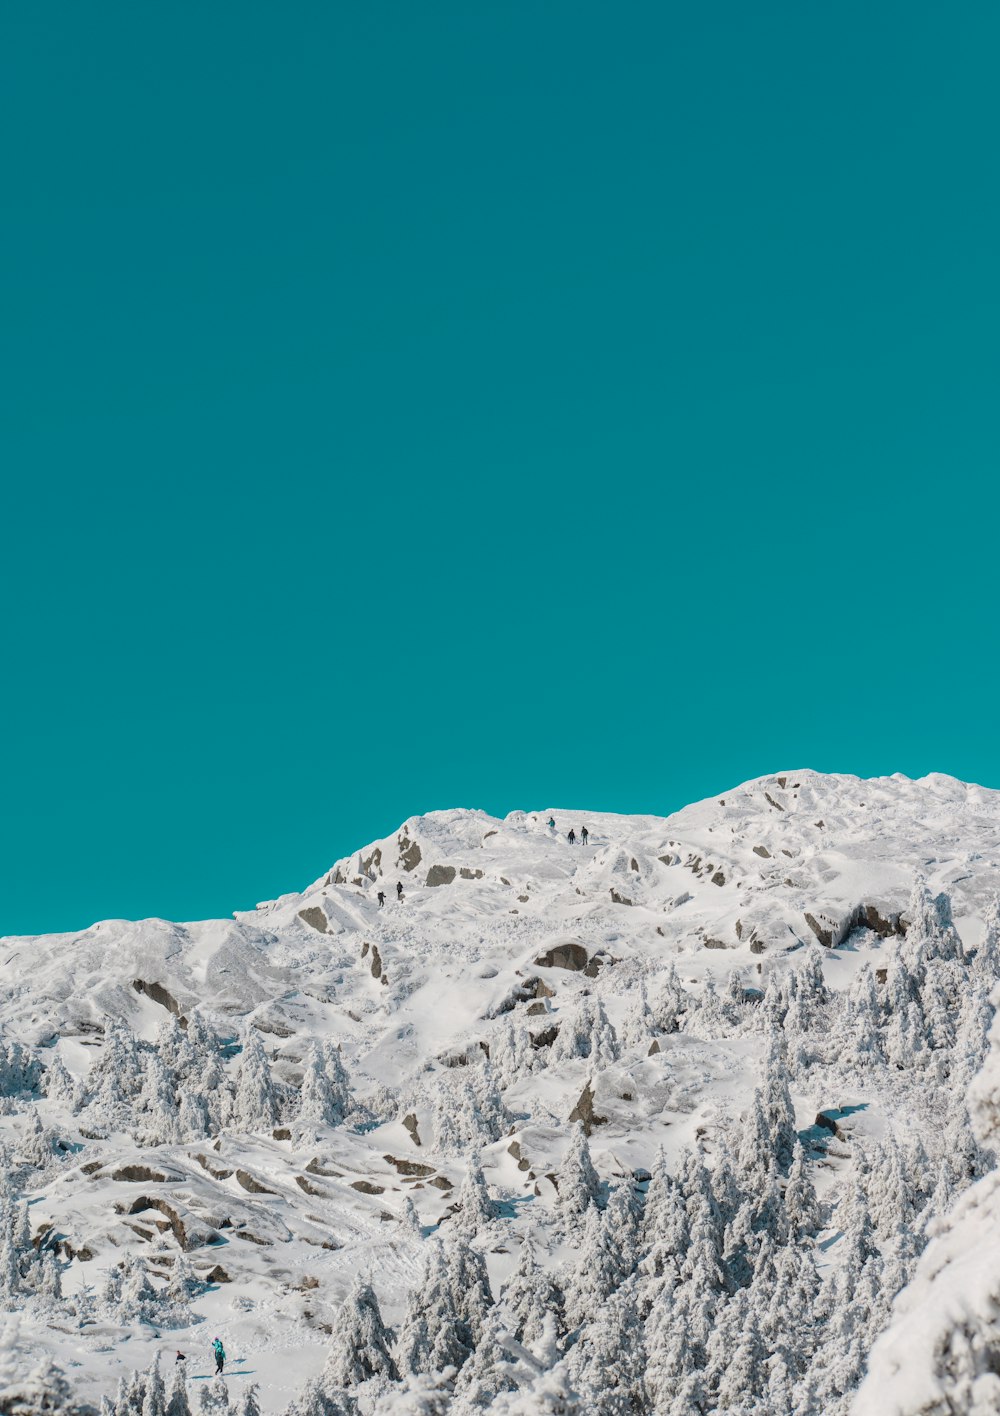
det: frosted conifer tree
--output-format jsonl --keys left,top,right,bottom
{"left": 724, "top": 967, "right": 746, "bottom": 1015}
{"left": 501, "top": 1235, "right": 563, "bottom": 1348}
{"left": 566, "top": 1279, "right": 646, "bottom": 1415}
{"left": 602, "top": 1178, "right": 641, "bottom": 1275}
{"left": 153, "top": 1016, "right": 191, "bottom": 1079}
{"left": 921, "top": 958, "right": 958, "bottom": 1052}
{"left": 451, "top": 1306, "right": 517, "bottom": 1409}
{"left": 798, "top": 945, "right": 830, "bottom": 1009}
{"left": 397, "top": 1237, "right": 492, "bottom": 1377}
{"left": 446, "top": 1236, "right": 494, "bottom": 1346}
{"left": 488, "top": 1315, "right": 581, "bottom": 1415}
{"left": 452, "top": 1156, "right": 497, "bottom": 1240}
{"left": 783, "top": 972, "right": 811, "bottom": 1035}
{"left": 18, "top": 1111, "right": 57, "bottom": 1170}
{"left": 907, "top": 878, "right": 963, "bottom": 965}
{"left": 298, "top": 1042, "right": 350, "bottom": 1129}
{"left": 322, "top": 1275, "right": 398, "bottom": 1386}
{"left": 166, "top": 1360, "right": 192, "bottom": 1416}
{"left": 199, "top": 1376, "right": 230, "bottom": 1416}
{"left": 955, "top": 988, "right": 994, "bottom": 1083}
{"left": 136, "top": 1052, "right": 180, "bottom": 1147}
{"left": 735, "top": 1090, "right": 772, "bottom": 1191}
{"left": 763, "top": 1035, "right": 797, "bottom": 1171}
{"left": 233, "top": 1386, "right": 262, "bottom": 1416}
{"left": 649, "top": 963, "right": 687, "bottom": 1035}
{"left": 284, "top": 1378, "right": 357, "bottom": 1416}
{"left": 183, "top": 1013, "right": 230, "bottom": 1129}
{"left": 942, "top": 1105, "right": 989, "bottom": 1186}
{"left": 641, "top": 1148, "right": 689, "bottom": 1259}
{"left": 43, "top": 1053, "right": 80, "bottom": 1111}
{"left": 562, "top": 1209, "right": 615, "bottom": 1331}
{"left": 87, "top": 1017, "right": 144, "bottom": 1125}
{"left": 232, "top": 1028, "right": 279, "bottom": 1132}
{"left": 838, "top": 963, "right": 885, "bottom": 1069}
{"left": 141, "top": 1355, "right": 166, "bottom": 1416}
{"left": 859, "top": 1132, "right": 914, "bottom": 1242}
{"left": 784, "top": 1139, "right": 821, "bottom": 1242}
{"left": 885, "top": 995, "right": 926, "bottom": 1072}
{"left": 708, "top": 1146, "right": 741, "bottom": 1232}
{"left": 116, "top": 1254, "right": 159, "bottom": 1325}
{"left": 972, "top": 897, "right": 1000, "bottom": 988}
{"left": 550, "top": 997, "right": 617, "bottom": 1067}
{"left": 401, "top": 1195, "right": 424, "bottom": 1239}
{"left": 715, "top": 1295, "right": 768, "bottom": 1410}
{"left": 490, "top": 1023, "right": 536, "bottom": 1089}
{"left": 0, "top": 1036, "right": 41, "bottom": 1100}
{"left": 554, "top": 1125, "right": 599, "bottom": 1227}
{"left": 760, "top": 1240, "right": 819, "bottom": 1382}
{"left": 432, "top": 1076, "right": 510, "bottom": 1154}
{"left": 688, "top": 974, "right": 724, "bottom": 1037}
{"left": 619, "top": 981, "right": 656, "bottom": 1049}
{"left": 178, "top": 1088, "right": 212, "bottom": 1141}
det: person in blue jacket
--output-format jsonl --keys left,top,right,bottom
{"left": 213, "top": 1339, "right": 225, "bottom": 1375}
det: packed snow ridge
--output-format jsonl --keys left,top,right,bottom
{"left": 3, "top": 769, "right": 1000, "bottom": 1415}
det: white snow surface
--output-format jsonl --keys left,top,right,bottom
{"left": 3, "top": 767, "right": 1000, "bottom": 1413}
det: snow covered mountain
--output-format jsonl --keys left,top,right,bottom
{"left": 2, "top": 769, "right": 1000, "bottom": 1415}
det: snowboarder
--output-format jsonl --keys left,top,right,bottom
{"left": 213, "top": 1339, "right": 225, "bottom": 1375}
{"left": 567, "top": 828, "right": 576, "bottom": 844}
{"left": 396, "top": 881, "right": 403, "bottom": 900}
{"left": 547, "top": 816, "right": 556, "bottom": 829}
{"left": 377, "top": 891, "right": 385, "bottom": 908}
{"left": 581, "top": 826, "right": 589, "bottom": 844}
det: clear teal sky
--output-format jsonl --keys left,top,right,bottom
{"left": 3, "top": 4, "right": 998, "bottom": 935}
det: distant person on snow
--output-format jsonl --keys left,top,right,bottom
{"left": 175, "top": 1352, "right": 186, "bottom": 1364}
{"left": 567, "top": 828, "right": 576, "bottom": 844}
{"left": 213, "top": 1339, "right": 225, "bottom": 1375}
{"left": 377, "top": 891, "right": 385, "bottom": 908}
{"left": 581, "top": 826, "right": 589, "bottom": 844}
{"left": 547, "top": 816, "right": 556, "bottom": 829}
{"left": 396, "top": 881, "right": 404, "bottom": 900}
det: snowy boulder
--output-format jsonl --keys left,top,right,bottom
{"left": 568, "top": 1080, "right": 607, "bottom": 1136}
{"left": 534, "top": 941, "right": 589, "bottom": 972}
{"left": 426, "top": 865, "right": 457, "bottom": 887}
{"left": 131, "top": 978, "right": 187, "bottom": 1023}
{"left": 125, "top": 1195, "right": 220, "bottom": 1250}
{"left": 397, "top": 833, "right": 422, "bottom": 871}
{"left": 234, "top": 1168, "right": 276, "bottom": 1195}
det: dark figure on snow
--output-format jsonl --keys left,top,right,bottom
{"left": 377, "top": 891, "right": 385, "bottom": 908}
{"left": 396, "top": 880, "right": 404, "bottom": 900}
{"left": 547, "top": 816, "right": 556, "bottom": 829}
{"left": 581, "top": 826, "right": 589, "bottom": 844}
{"left": 567, "top": 828, "right": 576, "bottom": 844}
{"left": 213, "top": 1339, "right": 225, "bottom": 1375}
{"left": 175, "top": 1352, "right": 186, "bottom": 1365}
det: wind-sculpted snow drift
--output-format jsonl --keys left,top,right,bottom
{"left": 2, "top": 770, "right": 1000, "bottom": 1414}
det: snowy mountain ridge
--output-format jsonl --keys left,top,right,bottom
{"left": 2, "top": 769, "right": 1000, "bottom": 1415}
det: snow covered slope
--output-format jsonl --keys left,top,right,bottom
{"left": 853, "top": 991, "right": 1000, "bottom": 1416}
{"left": 2, "top": 769, "right": 1000, "bottom": 1415}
